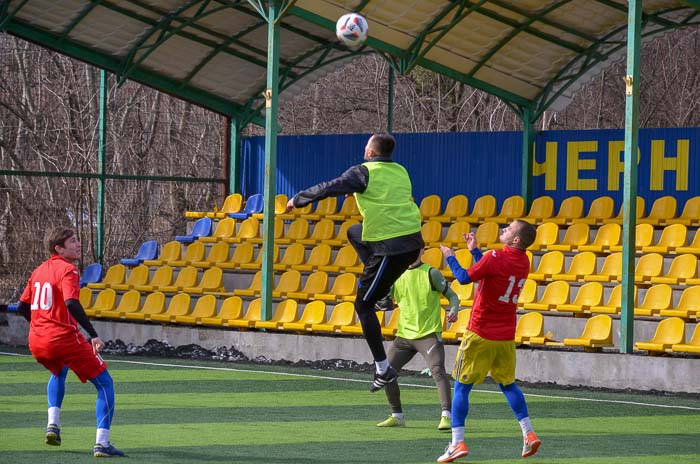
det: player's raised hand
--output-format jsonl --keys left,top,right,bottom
{"left": 446, "top": 310, "right": 458, "bottom": 323}
{"left": 464, "top": 232, "right": 477, "bottom": 251}
{"left": 439, "top": 245, "right": 455, "bottom": 258}
{"left": 286, "top": 198, "right": 295, "bottom": 212}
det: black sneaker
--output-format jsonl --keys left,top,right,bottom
{"left": 374, "top": 294, "right": 394, "bottom": 312}
{"left": 370, "top": 366, "right": 398, "bottom": 392}
{"left": 45, "top": 424, "right": 61, "bottom": 446}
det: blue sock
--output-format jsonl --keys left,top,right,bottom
{"left": 451, "top": 381, "right": 473, "bottom": 427}
{"left": 89, "top": 370, "right": 115, "bottom": 429}
{"left": 47, "top": 366, "right": 69, "bottom": 408}
{"left": 499, "top": 383, "right": 529, "bottom": 420}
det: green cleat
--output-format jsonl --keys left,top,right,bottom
{"left": 376, "top": 416, "right": 405, "bottom": 427}
{"left": 438, "top": 416, "right": 451, "bottom": 431}
{"left": 93, "top": 442, "right": 126, "bottom": 458}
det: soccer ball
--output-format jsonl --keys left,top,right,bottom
{"left": 336, "top": 13, "right": 368, "bottom": 47}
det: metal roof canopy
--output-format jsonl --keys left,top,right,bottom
{"left": 2, "top": 1, "right": 699, "bottom": 124}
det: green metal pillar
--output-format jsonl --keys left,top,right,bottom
{"left": 521, "top": 107, "right": 534, "bottom": 207}
{"left": 387, "top": 66, "right": 394, "bottom": 132}
{"left": 225, "top": 116, "right": 241, "bottom": 195}
{"left": 620, "top": 0, "right": 642, "bottom": 353}
{"left": 96, "top": 69, "right": 107, "bottom": 263}
{"left": 260, "top": 0, "right": 282, "bottom": 321}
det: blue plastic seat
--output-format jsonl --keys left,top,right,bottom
{"left": 176, "top": 217, "right": 212, "bottom": 243}
{"left": 8, "top": 303, "right": 19, "bottom": 312}
{"left": 120, "top": 240, "right": 159, "bottom": 266}
{"left": 79, "top": 263, "right": 103, "bottom": 288}
{"left": 229, "top": 193, "right": 264, "bottom": 220}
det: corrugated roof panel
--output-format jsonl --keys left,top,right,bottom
{"left": 192, "top": 53, "right": 265, "bottom": 103}
{"left": 495, "top": 34, "right": 575, "bottom": 82}
{"left": 70, "top": 9, "right": 151, "bottom": 56}
{"left": 16, "top": 0, "right": 86, "bottom": 32}
{"left": 139, "top": 35, "right": 211, "bottom": 80}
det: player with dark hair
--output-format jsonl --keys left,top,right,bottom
{"left": 16, "top": 227, "right": 125, "bottom": 458}
{"left": 436, "top": 220, "right": 540, "bottom": 462}
{"left": 287, "top": 132, "right": 424, "bottom": 392}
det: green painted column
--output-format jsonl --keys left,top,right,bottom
{"left": 620, "top": 0, "right": 642, "bottom": 353}
{"left": 96, "top": 69, "right": 107, "bottom": 263}
{"left": 226, "top": 116, "right": 241, "bottom": 195}
{"left": 521, "top": 107, "right": 534, "bottom": 207}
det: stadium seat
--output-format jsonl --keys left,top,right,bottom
{"left": 159, "top": 266, "right": 198, "bottom": 293}
{"left": 659, "top": 286, "right": 700, "bottom": 320}
{"left": 460, "top": 195, "right": 497, "bottom": 224}
{"left": 313, "top": 273, "right": 356, "bottom": 302}
{"left": 240, "top": 244, "right": 279, "bottom": 271}
{"left": 122, "top": 292, "right": 166, "bottom": 321}
{"left": 300, "top": 197, "right": 337, "bottom": 221}
{"left": 247, "top": 217, "right": 282, "bottom": 246}
{"left": 79, "top": 287, "right": 93, "bottom": 309}
{"left": 517, "top": 279, "right": 537, "bottom": 307}
{"left": 667, "top": 196, "right": 700, "bottom": 226}
{"left": 421, "top": 220, "right": 443, "bottom": 245}
{"left": 176, "top": 217, "right": 212, "bottom": 244}
{"left": 87, "top": 264, "right": 126, "bottom": 290}
{"left": 434, "top": 221, "right": 471, "bottom": 248}
{"left": 528, "top": 251, "right": 565, "bottom": 281}
{"left": 224, "top": 217, "right": 260, "bottom": 244}
{"left": 440, "top": 280, "right": 474, "bottom": 307}
{"left": 318, "top": 245, "right": 359, "bottom": 274}
{"left": 421, "top": 247, "right": 444, "bottom": 270}
{"left": 218, "top": 243, "right": 256, "bottom": 270}
{"left": 650, "top": 254, "right": 698, "bottom": 285}
{"left": 523, "top": 280, "right": 569, "bottom": 311}
{"left": 168, "top": 241, "right": 205, "bottom": 267}
{"left": 212, "top": 193, "right": 243, "bottom": 218}
{"left": 311, "top": 302, "right": 356, "bottom": 333}
{"left": 563, "top": 314, "right": 613, "bottom": 351}
{"left": 273, "top": 243, "right": 306, "bottom": 271}
{"left": 642, "top": 224, "right": 687, "bottom": 254}
{"left": 150, "top": 293, "right": 192, "bottom": 323}
{"left": 192, "top": 241, "right": 230, "bottom": 268}
{"left": 476, "top": 222, "right": 501, "bottom": 250}
{"left": 517, "top": 195, "right": 554, "bottom": 224}
{"left": 603, "top": 196, "right": 645, "bottom": 224}
{"left": 609, "top": 223, "right": 654, "bottom": 253}
{"left": 287, "top": 271, "right": 329, "bottom": 300}
{"left": 111, "top": 264, "right": 150, "bottom": 291}
{"left": 201, "top": 296, "right": 244, "bottom": 326}
{"left": 583, "top": 252, "right": 622, "bottom": 283}
{"left": 551, "top": 251, "right": 597, "bottom": 282}
{"left": 143, "top": 240, "right": 181, "bottom": 266}
{"left": 547, "top": 222, "right": 590, "bottom": 252}
{"left": 271, "top": 270, "right": 302, "bottom": 299}
{"left": 638, "top": 195, "right": 677, "bottom": 226}
{"left": 325, "top": 219, "right": 360, "bottom": 247}
{"left": 98, "top": 289, "right": 141, "bottom": 319}
{"left": 227, "top": 298, "right": 264, "bottom": 329}
{"left": 590, "top": 284, "right": 637, "bottom": 315}
{"left": 555, "top": 282, "right": 604, "bottom": 315}
{"left": 550, "top": 196, "right": 584, "bottom": 225}
{"left": 278, "top": 202, "right": 313, "bottom": 221}
{"left": 341, "top": 311, "right": 383, "bottom": 336}
{"left": 488, "top": 195, "right": 525, "bottom": 224}
{"left": 133, "top": 266, "right": 174, "bottom": 292}
{"left": 297, "top": 219, "right": 335, "bottom": 246}
{"left": 283, "top": 300, "right": 327, "bottom": 332}
{"left": 578, "top": 223, "right": 621, "bottom": 253}
{"left": 671, "top": 323, "right": 700, "bottom": 353}
{"left": 80, "top": 263, "right": 103, "bottom": 288}
{"left": 433, "top": 194, "right": 469, "bottom": 223}
{"left": 183, "top": 266, "right": 224, "bottom": 294}
{"left": 120, "top": 240, "right": 159, "bottom": 266}
{"left": 634, "top": 253, "right": 664, "bottom": 283}
{"left": 229, "top": 193, "right": 264, "bottom": 220}
{"left": 635, "top": 317, "right": 685, "bottom": 353}
{"left": 175, "top": 294, "right": 218, "bottom": 324}
{"left": 326, "top": 195, "right": 361, "bottom": 221}
{"left": 381, "top": 309, "right": 401, "bottom": 337}
{"left": 527, "top": 222, "right": 558, "bottom": 251}
{"left": 514, "top": 312, "right": 544, "bottom": 344}
{"left": 233, "top": 271, "right": 262, "bottom": 297}
{"left": 292, "top": 244, "right": 332, "bottom": 272}
{"left": 443, "top": 249, "right": 473, "bottom": 278}
{"left": 254, "top": 299, "right": 298, "bottom": 330}
{"left": 574, "top": 196, "right": 615, "bottom": 225}
{"left": 84, "top": 288, "right": 117, "bottom": 317}
{"left": 253, "top": 193, "right": 288, "bottom": 220}
{"left": 634, "top": 284, "right": 673, "bottom": 317}
{"left": 676, "top": 229, "right": 700, "bottom": 256}
{"left": 277, "top": 218, "right": 310, "bottom": 245}
{"left": 199, "top": 217, "right": 236, "bottom": 243}
{"left": 419, "top": 194, "right": 442, "bottom": 220}
{"left": 442, "top": 309, "right": 471, "bottom": 341}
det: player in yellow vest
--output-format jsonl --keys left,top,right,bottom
{"left": 287, "top": 132, "right": 423, "bottom": 391}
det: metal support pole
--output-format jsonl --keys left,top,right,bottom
{"left": 521, "top": 107, "right": 534, "bottom": 207}
{"left": 225, "top": 116, "right": 241, "bottom": 195}
{"left": 96, "top": 69, "right": 107, "bottom": 263}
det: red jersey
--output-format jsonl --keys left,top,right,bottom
{"left": 467, "top": 246, "right": 530, "bottom": 341}
{"left": 20, "top": 255, "right": 83, "bottom": 346}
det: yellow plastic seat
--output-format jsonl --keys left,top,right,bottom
{"left": 341, "top": 311, "right": 383, "bottom": 335}
{"left": 192, "top": 241, "right": 230, "bottom": 268}
{"left": 435, "top": 221, "right": 471, "bottom": 249}
{"left": 168, "top": 241, "right": 205, "bottom": 267}
{"left": 240, "top": 244, "right": 280, "bottom": 271}
{"left": 248, "top": 218, "right": 284, "bottom": 245}
{"left": 234, "top": 271, "right": 262, "bottom": 297}
{"left": 444, "top": 249, "right": 473, "bottom": 278}
{"left": 574, "top": 196, "right": 615, "bottom": 225}
{"left": 175, "top": 294, "right": 218, "bottom": 324}
{"left": 603, "top": 196, "right": 645, "bottom": 224}
{"left": 671, "top": 323, "right": 700, "bottom": 353}
{"left": 667, "top": 196, "right": 700, "bottom": 226}
{"left": 98, "top": 290, "right": 140, "bottom": 319}
{"left": 255, "top": 299, "right": 299, "bottom": 330}
{"left": 441, "top": 280, "right": 474, "bottom": 307}
{"left": 273, "top": 243, "right": 306, "bottom": 271}
{"left": 547, "top": 222, "right": 590, "bottom": 252}
{"left": 518, "top": 196, "right": 554, "bottom": 224}
{"left": 642, "top": 224, "right": 687, "bottom": 254}
{"left": 251, "top": 193, "right": 288, "bottom": 220}
{"left": 421, "top": 247, "right": 444, "bottom": 270}
{"left": 313, "top": 273, "right": 357, "bottom": 302}
{"left": 201, "top": 296, "right": 244, "bottom": 326}
{"left": 283, "top": 300, "right": 327, "bottom": 332}
{"left": 87, "top": 264, "right": 126, "bottom": 290}
{"left": 650, "top": 254, "right": 698, "bottom": 285}
{"left": 635, "top": 317, "right": 685, "bottom": 353}
{"left": 528, "top": 251, "right": 565, "bottom": 281}
{"left": 551, "top": 251, "right": 597, "bottom": 282}
{"left": 676, "top": 229, "right": 700, "bottom": 256}
{"left": 660, "top": 286, "right": 700, "bottom": 320}
{"left": 271, "top": 270, "right": 302, "bottom": 299}
{"left": 219, "top": 243, "right": 255, "bottom": 270}
{"left": 590, "top": 284, "right": 637, "bottom": 315}
{"left": 159, "top": 266, "right": 198, "bottom": 293}
{"left": 550, "top": 196, "right": 584, "bottom": 225}
{"left": 84, "top": 288, "right": 117, "bottom": 317}
{"left": 583, "top": 253, "right": 622, "bottom": 283}
{"left": 609, "top": 223, "right": 654, "bottom": 253}
{"left": 488, "top": 195, "right": 525, "bottom": 224}
{"left": 578, "top": 223, "right": 621, "bottom": 253}
{"left": 277, "top": 218, "right": 310, "bottom": 245}
{"left": 297, "top": 219, "right": 335, "bottom": 246}
{"left": 318, "top": 245, "right": 359, "bottom": 274}
{"left": 419, "top": 194, "right": 442, "bottom": 220}
{"left": 111, "top": 265, "right": 150, "bottom": 291}
{"left": 556, "top": 282, "right": 603, "bottom": 314}
{"left": 326, "top": 219, "right": 359, "bottom": 247}
{"left": 420, "top": 220, "right": 443, "bottom": 245}
{"left": 460, "top": 195, "right": 497, "bottom": 224}
{"left": 563, "top": 314, "right": 613, "bottom": 351}
{"left": 442, "top": 309, "right": 472, "bottom": 341}
{"left": 224, "top": 217, "right": 260, "bottom": 244}
{"left": 207, "top": 193, "right": 242, "bottom": 219}
{"left": 287, "top": 271, "right": 329, "bottom": 300}
{"left": 228, "top": 298, "right": 264, "bottom": 329}
{"left": 476, "top": 221, "right": 500, "bottom": 249}
{"left": 381, "top": 308, "right": 401, "bottom": 337}
{"left": 434, "top": 195, "right": 469, "bottom": 223}
{"left": 523, "top": 280, "right": 569, "bottom": 311}
{"left": 634, "top": 284, "right": 673, "bottom": 317}
{"left": 121, "top": 292, "right": 165, "bottom": 321}
{"left": 527, "top": 222, "right": 559, "bottom": 251}
{"left": 150, "top": 293, "right": 192, "bottom": 323}
{"left": 199, "top": 217, "right": 236, "bottom": 243}
{"left": 143, "top": 241, "right": 181, "bottom": 266}
{"left": 276, "top": 197, "right": 312, "bottom": 221}
{"left": 634, "top": 253, "right": 664, "bottom": 283}
{"left": 638, "top": 195, "right": 677, "bottom": 226}
{"left": 183, "top": 266, "right": 223, "bottom": 294}
{"left": 79, "top": 287, "right": 93, "bottom": 309}
{"left": 327, "top": 196, "right": 361, "bottom": 221}
{"left": 311, "top": 302, "right": 356, "bottom": 333}
{"left": 517, "top": 279, "right": 538, "bottom": 307}
{"left": 301, "top": 197, "right": 337, "bottom": 221}
{"left": 514, "top": 312, "right": 543, "bottom": 344}
{"left": 292, "top": 244, "right": 332, "bottom": 272}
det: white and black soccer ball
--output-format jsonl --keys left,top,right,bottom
{"left": 336, "top": 13, "right": 368, "bottom": 47}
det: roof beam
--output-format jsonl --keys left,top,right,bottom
{"left": 0, "top": 0, "right": 30, "bottom": 31}
{"left": 59, "top": 0, "right": 107, "bottom": 42}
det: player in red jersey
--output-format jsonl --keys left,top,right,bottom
{"left": 435, "top": 220, "right": 541, "bottom": 462}
{"left": 17, "top": 227, "right": 125, "bottom": 457}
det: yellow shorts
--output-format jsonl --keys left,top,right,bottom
{"left": 451, "top": 330, "right": 516, "bottom": 385}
